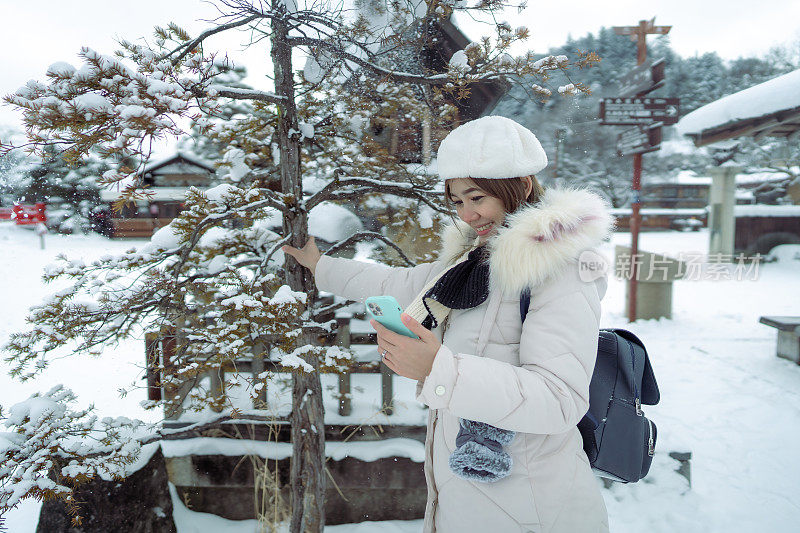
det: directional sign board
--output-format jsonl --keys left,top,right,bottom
{"left": 618, "top": 59, "right": 666, "bottom": 98}
{"left": 600, "top": 97, "right": 680, "bottom": 126}
{"left": 617, "top": 124, "right": 663, "bottom": 156}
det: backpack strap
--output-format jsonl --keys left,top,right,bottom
{"left": 520, "top": 287, "right": 531, "bottom": 322}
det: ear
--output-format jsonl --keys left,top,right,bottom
{"left": 522, "top": 176, "right": 533, "bottom": 197}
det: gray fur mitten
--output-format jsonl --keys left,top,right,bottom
{"left": 448, "top": 419, "right": 516, "bottom": 483}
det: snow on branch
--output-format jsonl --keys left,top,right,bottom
{"left": 2, "top": 185, "right": 296, "bottom": 382}
{"left": 2, "top": 34, "right": 284, "bottom": 201}
{"left": 207, "top": 84, "right": 284, "bottom": 103}
{"left": 0, "top": 386, "right": 147, "bottom": 524}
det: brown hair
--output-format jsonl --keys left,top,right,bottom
{"left": 444, "top": 176, "right": 545, "bottom": 215}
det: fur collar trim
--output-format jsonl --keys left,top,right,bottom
{"left": 438, "top": 188, "right": 614, "bottom": 296}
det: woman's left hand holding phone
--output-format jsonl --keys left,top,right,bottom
{"left": 371, "top": 314, "right": 441, "bottom": 381}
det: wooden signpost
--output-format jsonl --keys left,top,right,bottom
{"left": 616, "top": 124, "right": 663, "bottom": 157}
{"left": 604, "top": 18, "right": 680, "bottom": 322}
{"left": 600, "top": 98, "right": 680, "bottom": 126}
{"left": 617, "top": 59, "right": 666, "bottom": 98}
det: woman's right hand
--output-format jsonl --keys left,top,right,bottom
{"left": 282, "top": 236, "right": 322, "bottom": 275}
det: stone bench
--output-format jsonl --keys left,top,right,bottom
{"left": 759, "top": 316, "right": 800, "bottom": 363}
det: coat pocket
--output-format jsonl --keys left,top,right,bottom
{"left": 530, "top": 448, "right": 578, "bottom": 529}
{"left": 431, "top": 414, "right": 460, "bottom": 491}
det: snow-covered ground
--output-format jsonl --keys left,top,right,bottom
{"left": 2, "top": 223, "right": 800, "bottom": 532}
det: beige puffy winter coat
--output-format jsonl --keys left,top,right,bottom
{"left": 314, "top": 189, "right": 613, "bottom": 533}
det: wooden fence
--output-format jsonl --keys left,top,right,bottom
{"left": 145, "top": 315, "right": 394, "bottom": 423}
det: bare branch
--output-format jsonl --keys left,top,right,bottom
{"left": 256, "top": 233, "right": 293, "bottom": 281}
{"left": 161, "top": 14, "right": 262, "bottom": 65}
{"left": 307, "top": 176, "right": 445, "bottom": 213}
{"left": 325, "top": 232, "right": 417, "bottom": 267}
{"left": 311, "top": 300, "right": 356, "bottom": 322}
{"left": 286, "top": 36, "right": 453, "bottom": 85}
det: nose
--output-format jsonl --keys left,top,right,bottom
{"left": 458, "top": 205, "right": 480, "bottom": 223}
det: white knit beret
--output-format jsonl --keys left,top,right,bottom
{"left": 436, "top": 116, "right": 548, "bottom": 180}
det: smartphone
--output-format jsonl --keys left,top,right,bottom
{"left": 365, "top": 296, "right": 419, "bottom": 339}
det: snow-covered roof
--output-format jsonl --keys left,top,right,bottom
{"left": 609, "top": 208, "right": 707, "bottom": 216}
{"left": 646, "top": 171, "right": 713, "bottom": 186}
{"left": 644, "top": 171, "right": 791, "bottom": 188}
{"left": 139, "top": 151, "right": 216, "bottom": 175}
{"left": 676, "top": 69, "right": 800, "bottom": 146}
{"left": 735, "top": 171, "right": 794, "bottom": 186}
{"left": 100, "top": 187, "right": 191, "bottom": 202}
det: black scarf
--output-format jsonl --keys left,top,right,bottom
{"left": 421, "top": 246, "right": 490, "bottom": 330}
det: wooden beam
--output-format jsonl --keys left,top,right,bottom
{"left": 693, "top": 107, "right": 800, "bottom": 147}
{"left": 754, "top": 124, "right": 783, "bottom": 143}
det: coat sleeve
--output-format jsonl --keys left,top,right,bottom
{"left": 314, "top": 254, "right": 444, "bottom": 307}
{"left": 417, "top": 267, "right": 602, "bottom": 435}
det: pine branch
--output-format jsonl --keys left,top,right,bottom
{"left": 170, "top": 194, "right": 289, "bottom": 275}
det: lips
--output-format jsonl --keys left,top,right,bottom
{"left": 474, "top": 222, "right": 493, "bottom": 235}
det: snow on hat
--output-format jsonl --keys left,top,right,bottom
{"left": 436, "top": 116, "right": 548, "bottom": 180}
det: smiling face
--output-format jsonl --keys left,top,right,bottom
{"left": 446, "top": 178, "right": 509, "bottom": 244}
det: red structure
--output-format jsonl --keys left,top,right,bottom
{"left": 0, "top": 203, "right": 47, "bottom": 225}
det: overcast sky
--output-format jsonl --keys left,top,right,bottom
{"left": 2, "top": 0, "right": 799, "bottom": 131}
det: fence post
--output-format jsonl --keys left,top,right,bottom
{"left": 381, "top": 363, "right": 394, "bottom": 415}
{"left": 251, "top": 342, "right": 267, "bottom": 409}
{"left": 161, "top": 329, "right": 188, "bottom": 421}
{"left": 145, "top": 333, "right": 161, "bottom": 401}
{"left": 336, "top": 316, "right": 352, "bottom": 416}
{"left": 209, "top": 367, "right": 223, "bottom": 412}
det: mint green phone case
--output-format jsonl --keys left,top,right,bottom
{"left": 365, "top": 296, "right": 419, "bottom": 339}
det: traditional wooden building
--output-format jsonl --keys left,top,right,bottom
{"left": 99, "top": 152, "right": 216, "bottom": 238}
{"left": 677, "top": 69, "right": 800, "bottom": 256}
{"left": 362, "top": 14, "right": 510, "bottom": 164}
{"left": 641, "top": 174, "right": 711, "bottom": 209}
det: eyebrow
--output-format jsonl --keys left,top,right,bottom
{"left": 450, "top": 187, "right": 483, "bottom": 199}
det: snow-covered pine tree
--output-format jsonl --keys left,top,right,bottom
{"left": 22, "top": 147, "right": 106, "bottom": 233}
{"left": 0, "top": 127, "right": 31, "bottom": 206}
{"left": 0, "top": 125, "right": 106, "bottom": 233}
{"left": 1, "top": 1, "right": 591, "bottom": 529}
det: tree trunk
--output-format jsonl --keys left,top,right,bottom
{"left": 271, "top": 8, "right": 326, "bottom": 533}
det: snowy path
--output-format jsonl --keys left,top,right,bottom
{"left": 2, "top": 225, "right": 800, "bottom": 532}
{"left": 601, "top": 232, "right": 800, "bottom": 532}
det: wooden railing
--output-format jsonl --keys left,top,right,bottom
{"left": 145, "top": 314, "right": 394, "bottom": 422}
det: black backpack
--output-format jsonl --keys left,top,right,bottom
{"left": 520, "top": 290, "right": 660, "bottom": 483}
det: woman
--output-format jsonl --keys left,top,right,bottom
{"left": 284, "top": 116, "right": 612, "bottom": 532}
